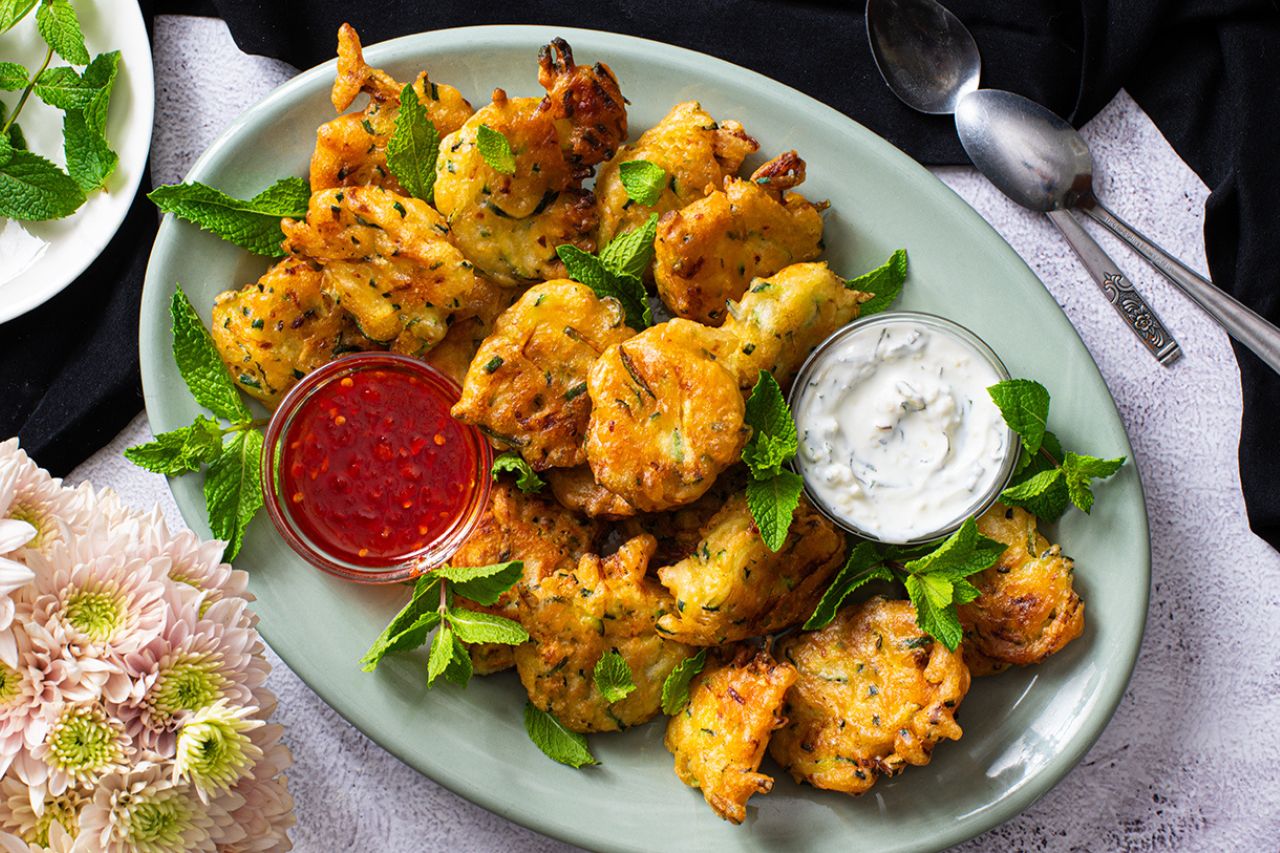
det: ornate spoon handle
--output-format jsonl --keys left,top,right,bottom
{"left": 1046, "top": 209, "right": 1182, "bottom": 365}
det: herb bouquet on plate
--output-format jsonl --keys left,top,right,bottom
{"left": 0, "top": 439, "right": 294, "bottom": 852}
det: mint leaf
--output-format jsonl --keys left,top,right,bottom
{"left": 80, "top": 51, "right": 120, "bottom": 136}
{"left": 149, "top": 178, "right": 309, "bottom": 257}
{"left": 804, "top": 542, "right": 894, "bottom": 630}
{"left": 1004, "top": 431, "right": 1069, "bottom": 519}
{"left": 445, "top": 608, "right": 529, "bottom": 645}
{"left": 598, "top": 213, "right": 659, "bottom": 281}
{"left": 435, "top": 560, "right": 523, "bottom": 606}
{"left": 0, "top": 0, "right": 38, "bottom": 33}
{"left": 33, "top": 65, "right": 96, "bottom": 110}
{"left": 386, "top": 82, "right": 440, "bottom": 202}
{"left": 849, "top": 249, "right": 908, "bottom": 316}
{"left": 360, "top": 574, "right": 443, "bottom": 671}
{"left": 491, "top": 451, "right": 545, "bottom": 493}
{"left": 63, "top": 107, "right": 116, "bottom": 192}
{"left": 123, "top": 416, "right": 223, "bottom": 475}
{"left": 203, "top": 428, "right": 264, "bottom": 561}
{"left": 171, "top": 286, "right": 252, "bottom": 422}
{"left": 0, "top": 62, "right": 27, "bottom": 91}
{"left": 988, "top": 379, "right": 1050, "bottom": 455}
{"left": 953, "top": 577, "right": 982, "bottom": 605}
{"left": 1061, "top": 452, "right": 1125, "bottom": 514}
{"left": 592, "top": 651, "right": 636, "bottom": 704}
{"left": 0, "top": 149, "right": 84, "bottom": 220}
{"left": 36, "top": 0, "right": 88, "bottom": 66}
{"left": 426, "top": 621, "right": 455, "bottom": 687}
{"left": 524, "top": 702, "right": 597, "bottom": 768}
{"left": 1005, "top": 472, "right": 1070, "bottom": 521}
{"left": 1001, "top": 468, "right": 1062, "bottom": 502}
{"left": 443, "top": 634, "right": 473, "bottom": 687}
{"left": 618, "top": 160, "right": 665, "bottom": 206}
{"left": 742, "top": 370, "right": 798, "bottom": 478}
{"left": 746, "top": 469, "right": 805, "bottom": 552}
{"left": 902, "top": 517, "right": 1004, "bottom": 581}
{"left": 904, "top": 573, "right": 963, "bottom": 651}
{"left": 556, "top": 244, "right": 652, "bottom": 330}
{"left": 476, "top": 124, "right": 515, "bottom": 175}
{"left": 660, "top": 649, "right": 707, "bottom": 715}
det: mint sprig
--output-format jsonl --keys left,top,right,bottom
{"left": 149, "top": 178, "right": 309, "bottom": 257}
{"left": 35, "top": 0, "right": 87, "bottom": 66}
{"left": 617, "top": 159, "right": 665, "bottom": 206}
{"left": 848, "top": 248, "right": 908, "bottom": 316}
{"left": 0, "top": 147, "right": 84, "bottom": 220}
{"left": 556, "top": 213, "right": 658, "bottom": 330}
{"left": 660, "top": 649, "right": 707, "bottom": 715}
{"left": 476, "top": 124, "right": 515, "bottom": 175}
{"left": 491, "top": 451, "right": 545, "bottom": 493}
{"left": 741, "top": 370, "right": 803, "bottom": 551}
{"left": 592, "top": 651, "right": 637, "bottom": 704}
{"left": 385, "top": 82, "right": 440, "bottom": 202}
{"left": 524, "top": 702, "right": 597, "bottom": 768}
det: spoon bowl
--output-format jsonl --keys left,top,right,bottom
{"left": 866, "top": 0, "right": 981, "bottom": 114}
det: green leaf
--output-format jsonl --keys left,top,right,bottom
{"left": 0, "top": 148, "right": 84, "bottom": 220}
{"left": 804, "top": 542, "right": 895, "bottom": 630}
{"left": 848, "top": 248, "right": 908, "bottom": 316}
{"left": 445, "top": 608, "right": 529, "bottom": 646}
{"left": 36, "top": 0, "right": 89, "bottom": 65}
{"left": 598, "top": 213, "right": 659, "bottom": 281}
{"left": 426, "top": 621, "right": 455, "bottom": 687}
{"left": 1061, "top": 452, "right": 1126, "bottom": 514}
{"left": 171, "top": 286, "right": 252, "bottom": 422}
{"left": 442, "top": 634, "right": 473, "bottom": 687}
{"left": 385, "top": 82, "right": 440, "bottom": 202}
{"left": 746, "top": 470, "right": 805, "bottom": 552}
{"left": 123, "top": 416, "right": 224, "bottom": 475}
{"left": 0, "top": 62, "right": 27, "bottom": 91}
{"left": 80, "top": 51, "right": 120, "bottom": 135}
{"left": 902, "top": 517, "right": 1005, "bottom": 582}
{"left": 148, "top": 177, "right": 310, "bottom": 257}
{"left": 904, "top": 573, "right": 964, "bottom": 651}
{"left": 1002, "top": 431, "right": 1070, "bottom": 520}
{"left": 953, "top": 577, "right": 982, "bottom": 605}
{"left": 556, "top": 243, "right": 652, "bottom": 330}
{"left": 203, "top": 428, "right": 264, "bottom": 561}
{"left": 660, "top": 649, "right": 707, "bottom": 715}
{"left": 0, "top": 102, "right": 25, "bottom": 151}
{"left": 62, "top": 107, "right": 116, "bottom": 192}
{"left": 1001, "top": 468, "right": 1063, "bottom": 502}
{"left": 33, "top": 65, "right": 95, "bottom": 110}
{"left": 476, "top": 124, "right": 515, "bottom": 175}
{"left": 987, "top": 379, "right": 1050, "bottom": 455}
{"left": 1005, "top": 473, "right": 1070, "bottom": 521}
{"left": 360, "top": 574, "right": 443, "bottom": 671}
{"left": 617, "top": 160, "right": 665, "bottom": 206}
{"left": 742, "top": 370, "right": 798, "bottom": 478}
{"left": 491, "top": 451, "right": 545, "bottom": 493}
{"left": 524, "top": 702, "right": 597, "bottom": 768}
{"left": 435, "top": 560, "right": 523, "bottom": 606}
{"left": 592, "top": 651, "right": 636, "bottom": 704}
{"left": 0, "top": 0, "right": 38, "bottom": 33}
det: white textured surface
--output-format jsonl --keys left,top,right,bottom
{"left": 67, "top": 15, "right": 1280, "bottom": 852}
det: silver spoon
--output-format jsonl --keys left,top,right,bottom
{"left": 866, "top": 0, "right": 1181, "bottom": 365}
{"left": 956, "top": 89, "right": 1280, "bottom": 374}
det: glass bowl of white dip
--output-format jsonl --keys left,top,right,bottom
{"left": 788, "top": 312, "right": 1018, "bottom": 546}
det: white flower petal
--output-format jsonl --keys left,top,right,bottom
{"left": 0, "top": 557, "right": 32, "bottom": 597}
{"left": 0, "top": 519, "right": 35, "bottom": 553}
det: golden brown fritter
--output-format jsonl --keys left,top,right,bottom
{"left": 450, "top": 480, "right": 601, "bottom": 674}
{"left": 595, "top": 101, "right": 759, "bottom": 247}
{"left": 433, "top": 42, "right": 626, "bottom": 286}
{"left": 585, "top": 319, "right": 747, "bottom": 512}
{"left": 620, "top": 467, "right": 747, "bottom": 566}
{"left": 452, "top": 280, "right": 634, "bottom": 470}
{"left": 960, "top": 504, "right": 1085, "bottom": 676}
{"left": 654, "top": 152, "right": 825, "bottom": 325}
{"left": 721, "top": 261, "right": 872, "bottom": 389}
{"left": 311, "top": 24, "right": 472, "bottom": 192}
{"left": 545, "top": 465, "right": 638, "bottom": 519}
{"left": 210, "top": 257, "right": 374, "bottom": 408}
{"left": 281, "top": 186, "right": 481, "bottom": 355}
{"left": 665, "top": 648, "right": 797, "bottom": 824}
{"left": 769, "top": 597, "right": 970, "bottom": 795}
{"left": 514, "top": 534, "right": 694, "bottom": 732}
{"left": 656, "top": 494, "right": 845, "bottom": 645}
{"left": 420, "top": 276, "right": 520, "bottom": 386}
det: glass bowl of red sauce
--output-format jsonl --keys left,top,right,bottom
{"left": 261, "top": 353, "right": 491, "bottom": 584}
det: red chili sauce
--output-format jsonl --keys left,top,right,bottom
{"left": 277, "top": 365, "right": 477, "bottom": 567}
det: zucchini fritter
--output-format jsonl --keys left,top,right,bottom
{"left": 960, "top": 504, "right": 1085, "bottom": 676}
{"left": 665, "top": 648, "right": 796, "bottom": 824}
{"left": 770, "top": 597, "right": 970, "bottom": 795}
{"left": 514, "top": 534, "right": 694, "bottom": 732}
{"left": 210, "top": 257, "right": 374, "bottom": 408}
{"left": 420, "top": 276, "right": 519, "bottom": 386}
{"left": 545, "top": 465, "right": 638, "bottom": 519}
{"left": 311, "top": 23, "right": 472, "bottom": 192}
{"left": 595, "top": 101, "right": 759, "bottom": 247}
{"left": 655, "top": 151, "right": 825, "bottom": 325}
{"left": 452, "top": 280, "right": 635, "bottom": 470}
{"left": 656, "top": 494, "right": 845, "bottom": 645}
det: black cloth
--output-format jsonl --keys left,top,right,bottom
{"left": 6, "top": 1, "right": 1278, "bottom": 548}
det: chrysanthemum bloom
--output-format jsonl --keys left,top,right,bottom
{"left": 172, "top": 701, "right": 265, "bottom": 804}
{"left": 0, "top": 627, "right": 62, "bottom": 779}
{"left": 0, "top": 777, "right": 85, "bottom": 849}
{"left": 19, "top": 704, "right": 131, "bottom": 796}
{"left": 120, "top": 596, "right": 269, "bottom": 756}
{"left": 134, "top": 516, "right": 251, "bottom": 610}
{"left": 73, "top": 763, "right": 240, "bottom": 853}
{"left": 0, "top": 442, "right": 93, "bottom": 562}
{"left": 0, "top": 820, "right": 76, "bottom": 853}
{"left": 218, "top": 724, "right": 294, "bottom": 853}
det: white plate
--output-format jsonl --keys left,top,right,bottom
{"left": 0, "top": 0, "right": 154, "bottom": 323}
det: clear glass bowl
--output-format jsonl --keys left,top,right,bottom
{"left": 787, "top": 311, "right": 1018, "bottom": 546}
{"left": 261, "top": 353, "right": 492, "bottom": 584}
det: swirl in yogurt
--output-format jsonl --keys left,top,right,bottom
{"left": 792, "top": 317, "right": 1011, "bottom": 543}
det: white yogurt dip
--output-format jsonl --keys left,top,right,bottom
{"left": 790, "top": 314, "right": 1014, "bottom": 543}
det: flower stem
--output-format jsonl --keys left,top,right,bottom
{"left": 2, "top": 46, "right": 53, "bottom": 136}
